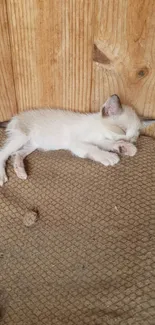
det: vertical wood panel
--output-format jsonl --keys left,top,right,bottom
{"left": 3, "top": 0, "right": 155, "bottom": 119}
{"left": 91, "top": 0, "right": 155, "bottom": 118}
{"left": 0, "top": 0, "right": 17, "bottom": 121}
{"left": 7, "top": 0, "right": 43, "bottom": 111}
{"left": 7, "top": 0, "right": 94, "bottom": 112}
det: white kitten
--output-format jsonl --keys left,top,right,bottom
{"left": 0, "top": 95, "right": 141, "bottom": 186}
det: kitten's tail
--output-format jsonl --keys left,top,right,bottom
{"left": 0, "top": 121, "right": 9, "bottom": 128}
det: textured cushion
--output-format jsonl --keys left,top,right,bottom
{"left": 0, "top": 129, "right": 155, "bottom": 325}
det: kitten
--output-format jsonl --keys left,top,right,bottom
{"left": 0, "top": 94, "right": 141, "bottom": 186}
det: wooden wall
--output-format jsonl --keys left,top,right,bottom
{"left": 1, "top": 0, "right": 155, "bottom": 121}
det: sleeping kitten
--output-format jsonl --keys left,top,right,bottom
{"left": 0, "top": 94, "right": 141, "bottom": 186}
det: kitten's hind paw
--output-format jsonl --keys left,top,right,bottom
{"left": 14, "top": 166, "right": 27, "bottom": 180}
{"left": 0, "top": 169, "right": 8, "bottom": 186}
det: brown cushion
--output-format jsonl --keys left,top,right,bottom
{"left": 0, "top": 129, "right": 155, "bottom": 325}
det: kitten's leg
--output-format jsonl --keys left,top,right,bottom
{"left": 0, "top": 134, "right": 28, "bottom": 186}
{"left": 12, "top": 142, "right": 36, "bottom": 180}
{"left": 97, "top": 140, "right": 137, "bottom": 156}
{"left": 70, "top": 142, "right": 120, "bottom": 166}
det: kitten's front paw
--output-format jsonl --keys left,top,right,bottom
{"left": 113, "top": 141, "right": 137, "bottom": 156}
{"left": 0, "top": 169, "right": 8, "bottom": 186}
{"left": 98, "top": 152, "right": 120, "bottom": 166}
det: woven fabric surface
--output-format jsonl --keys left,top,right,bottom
{"left": 0, "top": 129, "right": 155, "bottom": 325}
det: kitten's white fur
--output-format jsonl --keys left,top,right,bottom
{"left": 0, "top": 95, "right": 141, "bottom": 186}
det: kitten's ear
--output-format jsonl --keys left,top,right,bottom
{"left": 101, "top": 94, "right": 122, "bottom": 117}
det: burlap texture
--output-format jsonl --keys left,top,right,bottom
{"left": 0, "top": 129, "right": 155, "bottom": 325}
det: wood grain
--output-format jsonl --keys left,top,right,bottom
{"left": 0, "top": 0, "right": 17, "bottom": 121}
{"left": 91, "top": 0, "right": 155, "bottom": 118}
{"left": 6, "top": 0, "right": 94, "bottom": 113}
{"left": 1, "top": 0, "right": 155, "bottom": 123}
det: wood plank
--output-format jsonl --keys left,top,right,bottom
{"left": 91, "top": 0, "right": 155, "bottom": 118}
{"left": 7, "top": 0, "right": 94, "bottom": 112}
{"left": 0, "top": 0, "right": 17, "bottom": 121}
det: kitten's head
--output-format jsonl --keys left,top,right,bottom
{"left": 100, "top": 94, "right": 142, "bottom": 143}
